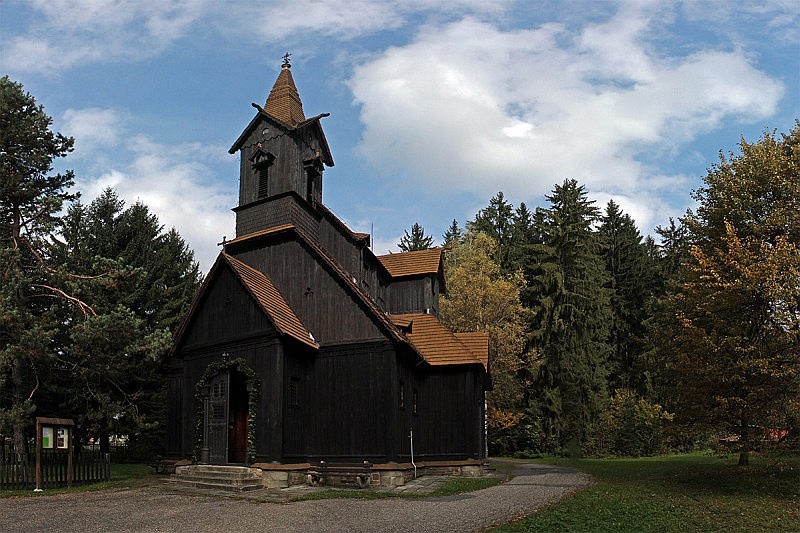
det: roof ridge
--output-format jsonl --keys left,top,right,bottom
{"left": 291, "top": 227, "right": 412, "bottom": 349}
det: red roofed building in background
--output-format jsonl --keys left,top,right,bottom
{"left": 165, "top": 59, "right": 489, "bottom": 477}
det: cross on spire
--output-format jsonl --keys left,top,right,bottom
{"left": 282, "top": 52, "right": 292, "bottom": 69}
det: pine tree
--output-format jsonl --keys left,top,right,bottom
{"left": 442, "top": 219, "right": 463, "bottom": 246}
{"left": 51, "top": 189, "right": 200, "bottom": 453}
{"left": 522, "top": 179, "right": 611, "bottom": 451}
{"left": 0, "top": 76, "right": 79, "bottom": 455}
{"left": 398, "top": 222, "right": 434, "bottom": 251}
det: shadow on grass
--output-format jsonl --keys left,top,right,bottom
{"left": 494, "top": 453, "right": 799, "bottom": 532}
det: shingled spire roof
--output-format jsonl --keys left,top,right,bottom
{"left": 264, "top": 54, "right": 306, "bottom": 126}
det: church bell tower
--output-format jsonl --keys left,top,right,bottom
{"left": 228, "top": 55, "right": 334, "bottom": 238}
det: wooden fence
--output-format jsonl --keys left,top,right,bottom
{"left": 1, "top": 444, "right": 110, "bottom": 490}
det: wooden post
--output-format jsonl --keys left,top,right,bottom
{"left": 35, "top": 419, "right": 42, "bottom": 491}
{"left": 67, "top": 426, "right": 73, "bottom": 487}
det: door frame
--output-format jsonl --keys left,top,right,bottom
{"left": 196, "top": 357, "right": 260, "bottom": 465}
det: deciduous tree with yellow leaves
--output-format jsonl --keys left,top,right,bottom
{"left": 440, "top": 232, "right": 537, "bottom": 454}
{"left": 659, "top": 124, "right": 800, "bottom": 465}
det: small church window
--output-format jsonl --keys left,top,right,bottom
{"left": 258, "top": 165, "right": 269, "bottom": 198}
{"left": 303, "top": 157, "right": 322, "bottom": 203}
{"left": 289, "top": 377, "right": 300, "bottom": 408}
{"left": 250, "top": 147, "right": 275, "bottom": 200}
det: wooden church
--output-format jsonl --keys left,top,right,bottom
{"left": 164, "top": 58, "right": 489, "bottom": 472}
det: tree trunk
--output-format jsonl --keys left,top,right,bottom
{"left": 738, "top": 418, "right": 750, "bottom": 466}
{"left": 11, "top": 355, "right": 28, "bottom": 461}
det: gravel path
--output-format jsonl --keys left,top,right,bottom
{"left": 0, "top": 462, "right": 589, "bottom": 532}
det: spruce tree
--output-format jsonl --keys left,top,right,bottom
{"left": 468, "top": 192, "right": 515, "bottom": 271}
{"left": 598, "top": 200, "right": 656, "bottom": 392}
{"left": 522, "top": 179, "right": 611, "bottom": 451}
{"left": 442, "top": 219, "right": 463, "bottom": 246}
{"left": 398, "top": 222, "right": 434, "bottom": 251}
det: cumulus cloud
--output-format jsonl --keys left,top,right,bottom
{"left": 348, "top": 5, "right": 784, "bottom": 228}
{"left": 72, "top": 125, "right": 235, "bottom": 271}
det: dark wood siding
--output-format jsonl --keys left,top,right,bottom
{"left": 178, "top": 265, "right": 277, "bottom": 351}
{"left": 237, "top": 117, "right": 330, "bottom": 214}
{"left": 282, "top": 341, "right": 396, "bottom": 462}
{"left": 234, "top": 192, "right": 320, "bottom": 240}
{"left": 232, "top": 239, "right": 384, "bottom": 343}
{"left": 385, "top": 276, "right": 440, "bottom": 315}
{"left": 318, "top": 215, "right": 361, "bottom": 275}
{"left": 396, "top": 354, "right": 485, "bottom": 461}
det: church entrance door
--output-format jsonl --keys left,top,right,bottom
{"left": 206, "top": 370, "right": 249, "bottom": 464}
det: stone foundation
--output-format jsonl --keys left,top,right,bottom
{"left": 191, "top": 459, "right": 488, "bottom": 489}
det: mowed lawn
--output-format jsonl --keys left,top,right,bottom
{"left": 495, "top": 453, "right": 800, "bottom": 532}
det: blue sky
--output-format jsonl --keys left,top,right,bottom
{"left": 2, "top": 0, "right": 798, "bottom": 270}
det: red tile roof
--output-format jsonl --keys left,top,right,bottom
{"left": 455, "top": 332, "right": 490, "bottom": 369}
{"left": 223, "top": 254, "right": 317, "bottom": 349}
{"left": 389, "top": 313, "right": 485, "bottom": 368}
{"left": 376, "top": 248, "right": 443, "bottom": 278}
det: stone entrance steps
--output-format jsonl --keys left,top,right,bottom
{"left": 165, "top": 465, "right": 264, "bottom": 493}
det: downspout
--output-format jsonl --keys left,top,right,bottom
{"left": 409, "top": 428, "right": 417, "bottom": 479}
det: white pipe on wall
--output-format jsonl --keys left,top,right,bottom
{"left": 409, "top": 429, "right": 417, "bottom": 479}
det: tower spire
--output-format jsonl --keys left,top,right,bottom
{"left": 264, "top": 53, "right": 305, "bottom": 125}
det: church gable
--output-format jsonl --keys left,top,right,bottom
{"left": 230, "top": 235, "right": 390, "bottom": 345}
{"left": 174, "top": 253, "right": 316, "bottom": 352}
{"left": 176, "top": 259, "right": 277, "bottom": 351}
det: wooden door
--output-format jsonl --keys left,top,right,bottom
{"left": 208, "top": 372, "right": 229, "bottom": 464}
{"left": 228, "top": 372, "right": 249, "bottom": 464}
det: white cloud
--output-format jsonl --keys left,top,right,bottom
{"left": 78, "top": 135, "right": 235, "bottom": 272}
{"left": 2, "top": 0, "right": 210, "bottom": 73}
{"left": 348, "top": 8, "right": 784, "bottom": 230}
{"left": 2, "top": 0, "right": 507, "bottom": 74}
{"left": 61, "top": 108, "right": 124, "bottom": 154}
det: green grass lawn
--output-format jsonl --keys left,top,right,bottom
{"left": 494, "top": 453, "right": 800, "bottom": 532}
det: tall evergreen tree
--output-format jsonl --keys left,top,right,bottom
{"left": 509, "top": 202, "right": 535, "bottom": 271}
{"left": 51, "top": 189, "right": 201, "bottom": 453}
{"left": 522, "top": 179, "right": 611, "bottom": 451}
{"left": 654, "top": 217, "right": 690, "bottom": 280}
{"left": 442, "top": 219, "right": 463, "bottom": 246}
{"left": 468, "top": 192, "right": 515, "bottom": 271}
{"left": 0, "top": 76, "right": 78, "bottom": 455}
{"left": 398, "top": 222, "right": 434, "bottom": 251}
{"left": 598, "top": 200, "right": 657, "bottom": 392}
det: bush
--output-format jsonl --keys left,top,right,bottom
{"left": 588, "top": 389, "right": 672, "bottom": 457}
